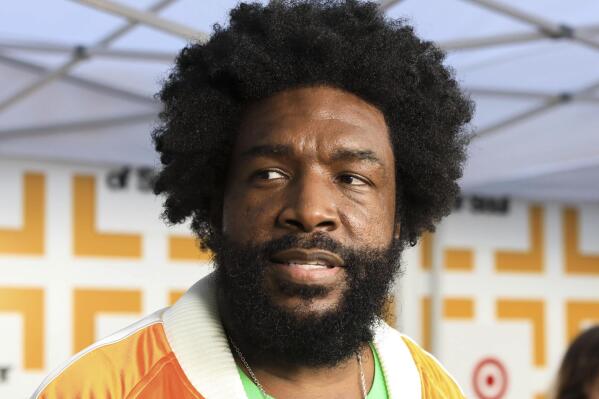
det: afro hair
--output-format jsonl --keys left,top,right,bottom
{"left": 152, "top": 0, "right": 474, "bottom": 250}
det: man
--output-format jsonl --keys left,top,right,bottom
{"left": 33, "top": 1, "right": 473, "bottom": 398}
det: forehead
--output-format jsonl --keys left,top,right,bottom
{"left": 234, "top": 86, "right": 392, "bottom": 158}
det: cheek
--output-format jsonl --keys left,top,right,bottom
{"left": 222, "top": 190, "right": 277, "bottom": 243}
{"left": 589, "top": 378, "right": 599, "bottom": 399}
{"left": 339, "top": 190, "right": 396, "bottom": 246}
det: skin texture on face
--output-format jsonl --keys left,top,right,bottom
{"left": 222, "top": 85, "right": 397, "bottom": 315}
{"left": 589, "top": 376, "right": 599, "bottom": 399}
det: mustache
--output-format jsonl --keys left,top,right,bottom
{"left": 215, "top": 232, "right": 402, "bottom": 283}
{"left": 259, "top": 233, "right": 349, "bottom": 261}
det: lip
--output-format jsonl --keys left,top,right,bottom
{"left": 270, "top": 248, "right": 344, "bottom": 268}
{"left": 269, "top": 248, "right": 344, "bottom": 285}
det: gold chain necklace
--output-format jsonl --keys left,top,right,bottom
{"left": 229, "top": 337, "right": 368, "bottom": 399}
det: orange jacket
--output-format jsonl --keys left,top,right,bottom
{"left": 33, "top": 274, "right": 464, "bottom": 399}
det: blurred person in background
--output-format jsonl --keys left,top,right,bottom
{"left": 555, "top": 325, "right": 599, "bottom": 399}
{"left": 32, "top": 1, "right": 473, "bottom": 398}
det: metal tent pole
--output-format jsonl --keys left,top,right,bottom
{"left": 70, "top": 0, "right": 207, "bottom": 41}
{"left": 441, "top": 30, "right": 551, "bottom": 51}
{"left": 379, "top": 0, "right": 599, "bottom": 52}
{"left": 0, "top": 0, "right": 176, "bottom": 114}
{"left": 472, "top": 78, "right": 599, "bottom": 139}
{"left": 463, "top": 0, "right": 599, "bottom": 51}
{"left": 468, "top": 88, "right": 555, "bottom": 101}
{"left": 473, "top": 101, "right": 560, "bottom": 139}
{"left": 379, "top": 0, "right": 405, "bottom": 12}
{"left": 467, "top": 87, "right": 599, "bottom": 103}
{"left": 440, "top": 24, "right": 599, "bottom": 51}
{"left": 573, "top": 79, "right": 599, "bottom": 98}
{"left": 0, "top": 54, "right": 158, "bottom": 106}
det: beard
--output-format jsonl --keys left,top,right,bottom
{"left": 213, "top": 232, "right": 404, "bottom": 368}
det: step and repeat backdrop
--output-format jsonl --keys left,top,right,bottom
{"left": 0, "top": 157, "right": 598, "bottom": 398}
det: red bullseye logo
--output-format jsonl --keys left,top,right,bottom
{"left": 472, "top": 357, "right": 508, "bottom": 399}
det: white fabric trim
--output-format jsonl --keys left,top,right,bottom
{"left": 161, "top": 273, "right": 247, "bottom": 399}
{"left": 373, "top": 322, "right": 422, "bottom": 399}
{"left": 30, "top": 309, "right": 165, "bottom": 399}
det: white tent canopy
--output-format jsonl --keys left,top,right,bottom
{"left": 1, "top": 0, "right": 598, "bottom": 202}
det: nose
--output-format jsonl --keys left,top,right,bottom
{"left": 276, "top": 173, "right": 339, "bottom": 233}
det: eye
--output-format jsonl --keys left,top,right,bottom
{"left": 253, "top": 169, "right": 287, "bottom": 181}
{"left": 336, "top": 173, "right": 369, "bottom": 186}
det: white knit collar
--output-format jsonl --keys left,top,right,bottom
{"left": 373, "top": 323, "right": 422, "bottom": 398}
{"left": 162, "top": 273, "right": 247, "bottom": 399}
{"left": 162, "top": 272, "right": 421, "bottom": 399}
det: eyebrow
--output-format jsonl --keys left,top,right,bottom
{"left": 240, "top": 144, "right": 293, "bottom": 159}
{"left": 330, "top": 148, "right": 385, "bottom": 167}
